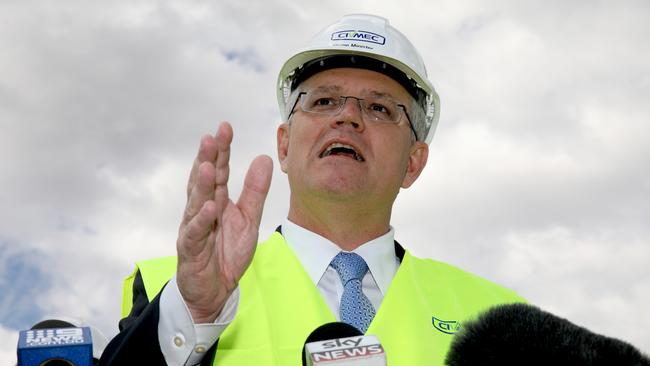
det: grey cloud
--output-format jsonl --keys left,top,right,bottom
{"left": 0, "top": 242, "right": 50, "bottom": 330}
{"left": 222, "top": 48, "right": 265, "bottom": 73}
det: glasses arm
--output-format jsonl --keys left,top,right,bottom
{"left": 399, "top": 105, "right": 419, "bottom": 141}
{"left": 286, "top": 92, "right": 306, "bottom": 121}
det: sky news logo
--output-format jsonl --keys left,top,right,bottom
{"left": 311, "top": 344, "right": 385, "bottom": 362}
{"left": 331, "top": 30, "right": 386, "bottom": 45}
{"left": 24, "top": 328, "right": 87, "bottom": 346}
{"left": 308, "top": 336, "right": 385, "bottom": 363}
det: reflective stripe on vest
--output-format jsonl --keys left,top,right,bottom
{"left": 123, "top": 232, "right": 525, "bottom": 365}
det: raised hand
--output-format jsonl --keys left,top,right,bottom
{"left": 176, "top": 122, "right": 273, "bottom": 323}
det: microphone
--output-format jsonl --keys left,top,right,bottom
{"left": 17, "top": 318, "right": 109, "bottom": 366}
{"left": 445, "top": 303, "right": 650, "bottom": 366}
{"left": 302, "top": 322, "right": 386, "bottom": 366}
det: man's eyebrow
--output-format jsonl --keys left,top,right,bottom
{"left": 307, "top": 85, "right": 343, "bottom": 93}
{"left": 308, "top": 85, "right": 397, "bottom": 99}
{"left": 365, "top": 90, "right": 396, "bottom": 99}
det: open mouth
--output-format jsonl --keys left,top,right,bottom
{"left": 319, "top": 142, "right": 365, "bottom": 162}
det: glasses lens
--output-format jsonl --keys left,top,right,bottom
{"left": 300, "top": 91, "right": 404, "bottom": 124}
{"left": 361, "top": 97, "right": 401, "bottom": 123}
{"left": 301, "top": 91, "right": 342, "bottom": 114}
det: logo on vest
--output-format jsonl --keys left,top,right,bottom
{"left": 432, "top": 316, "right": 461, "bottom": 334}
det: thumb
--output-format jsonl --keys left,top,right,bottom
{"left": 237, "top": 155, "right": 273, "bottom": 226}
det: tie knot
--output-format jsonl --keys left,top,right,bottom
{"left": 330, "top": 252, "right": 369, "bottom": 284}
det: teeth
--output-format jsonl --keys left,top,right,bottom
{"left": 321, "top": 142, "right": 364, "bottom": 161}
{"left": 327, "top": 142, "right": 355, "bottom": 152}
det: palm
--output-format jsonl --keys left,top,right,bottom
{"left": 215, "top": 200, "right": 259, "bottom": 291}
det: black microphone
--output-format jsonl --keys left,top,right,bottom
{"left": 445, "top": 303, "right": 650, "bottom": 366}
{"left": 302, "top": 322, "right": 386, "bottom": 366}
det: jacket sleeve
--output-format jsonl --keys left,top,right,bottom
{"left": 97, "top": 270, "right": 218, "bottom": 365}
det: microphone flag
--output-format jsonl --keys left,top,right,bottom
{"left": 17, "top": 326, "right": 93, "bottom": 366}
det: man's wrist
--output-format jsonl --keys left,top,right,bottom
{"left": 158, "top": 275, "right": 239, "bottom": 365}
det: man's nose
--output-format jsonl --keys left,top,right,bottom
{"left": 333, "top": 97, "right": 365, "bottom": 131}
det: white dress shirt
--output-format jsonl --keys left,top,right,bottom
{"left": 157, "top": 219, "right": 400, "bottom": 366}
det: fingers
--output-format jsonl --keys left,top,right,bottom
{"left": 187, "top": 134, "right": 219, "bottom": 198}
{"left": 180, "top": 200, "right": 219, "bottom": 256}
{"left": 183, "top": 161, "right": 216, "bottom": 226}
{"left": 214, "top": 123, "right": 233, "bottom": 216}
{"left": 237, "top": 155, "right": 273, "bottom": 227}
{"left": 179, "top": 121, "right": 233, "bottom": 253}
{"left": 183, "top": 122, "right": 233, "bottom": 225}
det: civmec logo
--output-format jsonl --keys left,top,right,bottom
{"left": 432, "top": 316, "right": 461, "bottom": 335}
{"left": 331, "top": 30, "right": 386, "bottom": 45}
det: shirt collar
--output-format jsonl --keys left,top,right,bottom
{"left": 281, "top": 218, "right": 398, "bottom": 295}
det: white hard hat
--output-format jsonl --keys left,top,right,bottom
{"left": 277, "top": 14, "right": 440, "bottom": 144}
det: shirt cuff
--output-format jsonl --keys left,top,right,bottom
{"left": 158, "top": 274, "right": 240, "bottom": 366}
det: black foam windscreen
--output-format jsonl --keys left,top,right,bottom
{"left": 446, "top": 303, "right": 650, "bottom": 366}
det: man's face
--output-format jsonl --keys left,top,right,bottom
{"left": 277, "top": 68, "right": 428, "bottom": 207}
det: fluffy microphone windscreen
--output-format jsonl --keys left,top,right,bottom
{"left": 446, "top": 303, "right": 650, "bottom": 366}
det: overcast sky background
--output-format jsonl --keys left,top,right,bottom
{"left": 1, "top": 0, "right": 649, "bottom": 362}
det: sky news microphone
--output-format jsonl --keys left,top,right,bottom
{"left": 17, "top": 319, "right": 108, "bottom": 366}
{"left": 446, "top": 303, "right": 650, "bottom": 366}
{"left": 302, "top": 322, "right": 386, "bottom": 366}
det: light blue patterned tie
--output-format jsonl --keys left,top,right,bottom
{"left": 330, "top": 252, "right": 376, "bottom": 333}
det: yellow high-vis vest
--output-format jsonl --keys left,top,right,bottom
{"left": 122, "top": 232, "right": 525, "bottom": 365}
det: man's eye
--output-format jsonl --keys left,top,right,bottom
{"left": 369, "top": 103, "right": 390, "bottom": 114}
{"left": 314, "top": 97, "right": 336, "bottom": 106}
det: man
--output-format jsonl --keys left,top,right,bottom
{"left": 99, "top": 14, "right": 524, "bottom": 365}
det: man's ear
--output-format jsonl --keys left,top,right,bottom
{"left": 277, "top": 123, "right": 290, "bottom": 173}
{"left": 401, "top": 141, "right": 428, "bottom": 188}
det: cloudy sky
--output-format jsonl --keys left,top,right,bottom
{"left": 1, "top": 0, "right": 649, "bottom": 362}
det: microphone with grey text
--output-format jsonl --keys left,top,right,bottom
{"left": 302, "top": 322, "right": 387, "bottom": 366}
{"left": 445, "top": 303, "right": 650, "bottom": 366}
{"left": 17, "top": 319, "right": 108, "bottom": 366}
